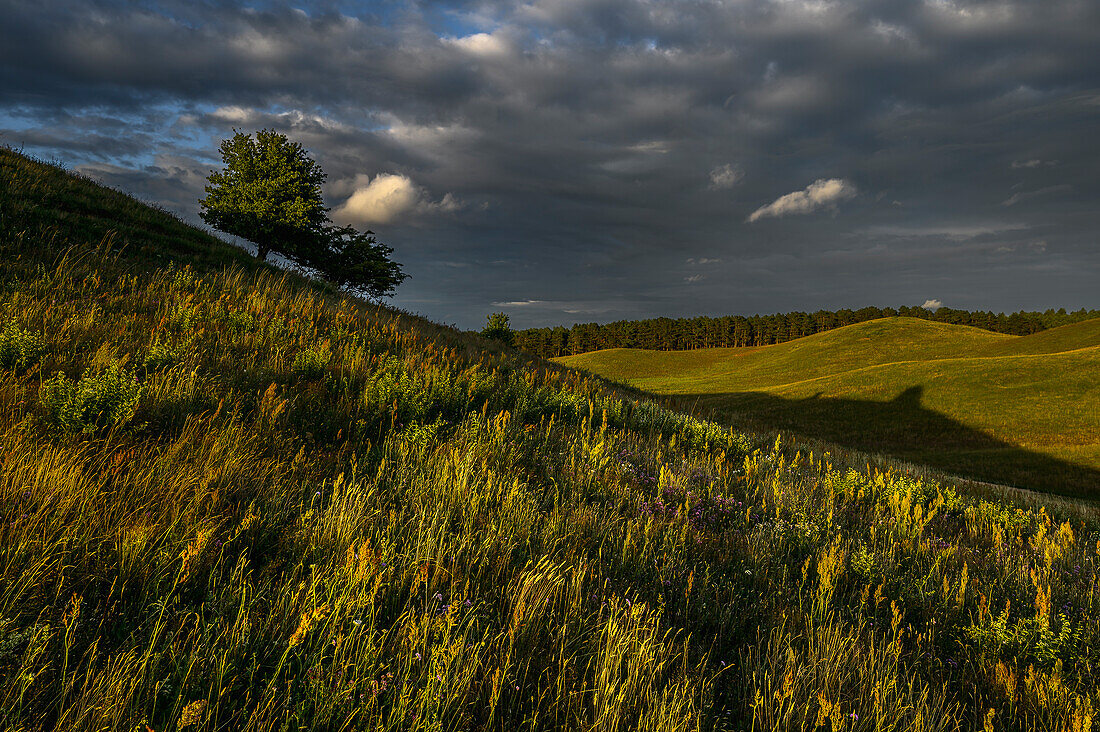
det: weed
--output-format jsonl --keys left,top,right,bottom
{"left": 39, "top": 359, "right": 142, "bottom": 432}
{"left": 0, "top": 321, "right": 45, "bottom": 372}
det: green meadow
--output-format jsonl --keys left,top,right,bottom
{"left": 558, "top": 318, "right": 1100, "bottom": 497}
{"left": 5, "top": 147, "right": 1100, "bottom": 732}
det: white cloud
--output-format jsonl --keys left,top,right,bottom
{"left": 747, "top": 178, "right": 856, "bottom": 222}
{"left": 870, "top": 19, "right": 914, "bottom": 43}
{"left": 921, "top": 299, "right": 943, "bottom": 310}
{"left": 709, "top": 164, "right": 742, "bottom": 189}
{"left": 446, "top": 32, "right": 512, "bottom": 58}
{"left": 862, "top": 222, "right": 1028, "bottom": 239}
{"left": 209, "top": 105, "right": 253, "bottom": 124}
{"left": 629, "top": 140, "right": 671, "bottom": 154}
{"left": 1011, "top": 159, "right": 1042, "bottom": 169}
{"left": 332, "top": 174, "right": 460, "bottom": 226}
{"left": 491, "top": 299, "right": 543, "bottom": 306}
{"left": 1000, "top": 184, "right": 1071, "bottom": 207}
{"left": 205, "top": 106, "right": 354, "bottom": 135}
{"left": 686, "top": 257, "right": 721, "bottom": 264}
{"left": 684, "top": 274, "right": 705, "bottom": 283}
{"left": 334, "top": 174, "right": 420, "bottom": 225}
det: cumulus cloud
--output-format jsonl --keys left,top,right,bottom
{"left": 709, "top": 164, "right": 742, "bottom": 189}
{"left": 921, "top": 299, "right": 943, "bottom": 310}
{"left": 332, "top": 174, "right": 459, "bottom": 226}
{"left": 747, "top": 179, "right": 857, "bottom": 223}
{"left": 446, "top": 32, "right": 512, "bottom": 58}
{"left": 334, "top": 174, "right": 421, "bottom": 225}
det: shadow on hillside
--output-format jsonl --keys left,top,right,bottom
{"left": 689, "top": 385, "right": 1100, "bottom": 499}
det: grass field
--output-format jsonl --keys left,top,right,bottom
{"left": 558, "top": 318, "right": 1100, "bottom": 496}
{"left": 7, "top": 146, "right": 1100, "bottom": 731}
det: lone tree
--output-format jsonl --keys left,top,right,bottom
{"left": 480, "top": 312, "right": 514, "bottom": 346}
{"left": 200, "top": 129, "right": 407, "bottom": 298}
{"left": 199, "top": 129, "right": 328, "bottom": 262}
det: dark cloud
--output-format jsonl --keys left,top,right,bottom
{"left": 1, "top": 0, "right": 1097, "bottom": 328}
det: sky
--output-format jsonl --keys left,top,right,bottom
{"left": 1, "top": 0, "right": 1098, "bottom": 330}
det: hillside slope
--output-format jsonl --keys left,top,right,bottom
{"left": 0, "top": 147, "right": 256, "bottom": 272}
{"left": 4, "top": 148, "right": 1100, "bottom": 732}
{"left": 976, "top": 317, "right": 1100, "bottom": 357}
{"left": 561, "top": 317, "right": 1012, "bottom": 390}
{"left": 558, "top": 318, "right": 1100, "bottom": 495}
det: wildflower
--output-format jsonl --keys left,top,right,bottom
{"left": 352, "top": 619, "right": 362, "bottom": 626}
{"left": 745, "top": 570, "right": 752, "bottom": 575}
{"left": 288, "top": 604, "right": 329, "bottom": 648}
{"left": 178, "top": 700, "right": 207, "bottom": 728}
{"left": 415, "top": 653, "right": 422, "bottom": 661}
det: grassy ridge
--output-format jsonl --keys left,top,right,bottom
{"left": 559, "top": 318, "right": 1013, "bottom": 388}
{"left": 557, "top": 319, "right": 1100, "bottom": 496}
{"left": 0, "top": 148, "right": 256, "bottom": 273}
{"left": 978, "top": 319, "right": 1100, "bottom": 357}
{"left": 5, "top": 148, "right": 1100, "bottom": 731}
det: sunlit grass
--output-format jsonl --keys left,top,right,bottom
{"left": 557, "top": 318, "right": 1100, "bottom": 495}
{"left": 2, "top": 147, "right": 1100, "bottom": 731}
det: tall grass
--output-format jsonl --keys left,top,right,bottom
{"left": 2, "top": 149, "right": 1100, "bottom": 730}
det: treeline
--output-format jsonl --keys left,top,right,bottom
{"left": 515, "top": 306, "right": 1100, "bottom": 358}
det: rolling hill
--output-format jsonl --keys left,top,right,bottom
{"left": 6, "top": 146, "right": 1100, "bottom": 731}
{"left": 558, "top": 317, "right": 1100, "bottom": 495}
{"left": 976, "top": 317, "right": 1100, "bottom": 356}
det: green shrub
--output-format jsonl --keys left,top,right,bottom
{"left": 167, "top": 303, "right": 201, "bottom": 332}
{"left": 144, "top": 341, "right": 181, "bottom": 371}
{"left": 0, "top": 321, "right": 46, "bottom": 372}
{"left": 220, "top": 308, "right": 256, "bottom": 336}
{"left": 39, "top": 360, "right": 143, "bottom": 432}
{"left": 292, "top": 346, "right": 332, "bottom": 379}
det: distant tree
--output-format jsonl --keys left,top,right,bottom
{"left": 199, "top": 129, "right": 328, "bottom": 262}
{"left": 481, "top": 312, "right": 515, "bottom": 346}
{"left": 312, "top": 224, "right": 408, "bottom": 300}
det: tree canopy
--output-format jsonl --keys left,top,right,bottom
{"left": 199, "top": 129, "right": 328, "bottom": 263}
{"left": 315, "top": 225, "right": 408, "bottom": 299}
{"left": 480, "top": 312, "right": 515, "bottom": 346}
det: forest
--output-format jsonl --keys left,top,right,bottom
{"left": 514, "top": 305, "right": 1100, "bottom": 358}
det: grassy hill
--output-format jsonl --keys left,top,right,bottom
{"left": 558, "top": 318, "right": 1100, "bottom": 496}
{"left": 5, "top": 147, "right": 1100, "bottom": 731}
{"left": 976, "top": 318, "right": 1100, "bottom": 357}
{"left": 560, "top": 318, "right": 1013, "bottom": 388}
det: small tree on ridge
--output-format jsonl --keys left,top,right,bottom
{"left": 199, "top": 129, "right": 328, "bottom": 262}
{"left": 200, "top": 129, "right": 408, "bottom": 299}
{"left": 481, "top": 312, "right": 514, "bottom": 346}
